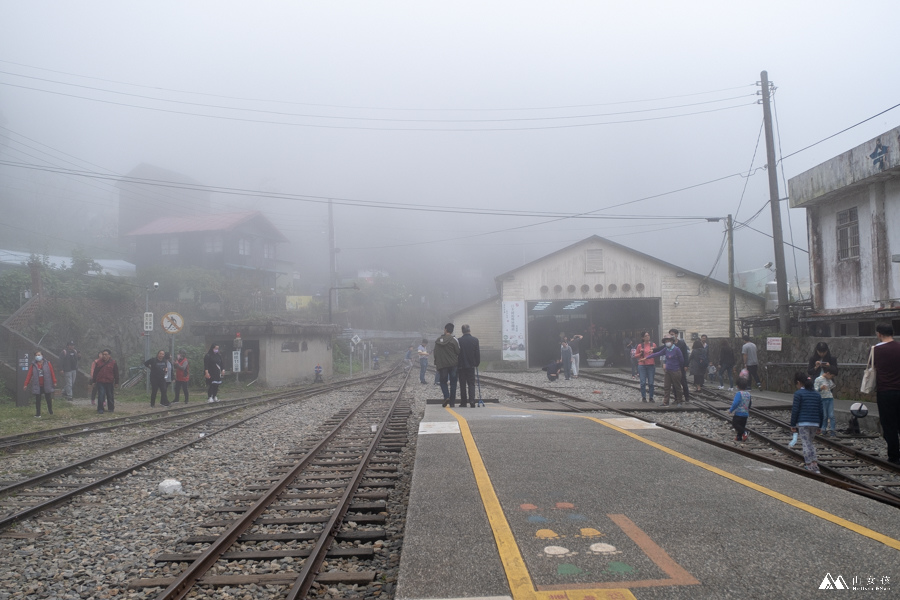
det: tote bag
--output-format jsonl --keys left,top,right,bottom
{"left": 860, "top": 345, "right": 876, "bottom": 394}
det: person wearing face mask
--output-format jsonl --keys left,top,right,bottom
{"left": 173, "top": 349, "right": 190, "bottom": 403}
{"left": 645, "top": 337, "right": 685, "bottom": 406}
{"left": 24, "top": 351, "right": 57, "bottom": 417}
{"left": 204, "top": 343, "right": 227, "bottom": 403}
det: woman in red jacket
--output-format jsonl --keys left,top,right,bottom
{"left": 23, "top": 350, "right": 57, "bottom": 417}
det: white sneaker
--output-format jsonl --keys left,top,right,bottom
{"left": 718, "top": 385, "right": 724, "bottom": 390}
{"left": 208, "top": 398, "right": 214, "bottom": 403}
{"left": 214, "top": 396, "right": 219, "bottom": 402}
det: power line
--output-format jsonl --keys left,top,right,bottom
{"left": 0, "top": 58, "right": 756, "bottom": 112}
{"left": 0, "top": 70, "right": 757, "bottom": 123}
{"left": 733, "top": 219, "right": 808, "bottom": 253}
{"left": 0, "top": 80, "right": 757, "bottom": 132}
{"left": 778, "top": 101, "right": 900, "bottom": 162}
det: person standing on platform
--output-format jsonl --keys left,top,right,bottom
{"left": 457, "top": 324, "right": 481, "bottom": 408}
{"left": 91, "top": 349, "right": 119, "bottom": 414}
{"left": 24, "top": 351, "right": 56, "bottom": 417}
{"left": 144, "top": 350, "right": 171, "bottom": 407}
{"left": 741, "top": 335, "right": 763, "bottom": 390}
{"left": 790, "top": 372, "right": 823, "bottom": 473}
{"left": 729, "top": 377, "right": 752, "bottom": 442}
{"left": 873, "top": 324, "right": 900, "bottom": 465}
{"left": 814, "top": 365, "right": 837, "bottom": 438}
{"left": 560, "top": 339, "right": 573, "bottom": 381}
{"left": 668, "top": 329, "right": 692, "bottom": 402}
{"left": 434, "top": 323, "right": 460, "bottom": 407}
{"left": 59, "top": 340, "right": 80, "bottom": 401}
{"left": 417, "top": 339, "right": 429, "bottom": 384}
{"left": 204, "top": 343, "right": 226, "bottom": 403}
{"left": 173, "top": 349, "right": 190, "bottom": 403}
{"left": 646, "top": 337, "right": 684, "bottom": 406}
{"left": 717, "top": 341, "right": 736, "bottom": 391}
{"left": 569, "top": 333, "right": 583, "bottom": 378}
{"left": 634, "top": 331, "right": 657, "bottom": 403}
{"left": 807, "top": 341, "right": 839, "bottom": 379}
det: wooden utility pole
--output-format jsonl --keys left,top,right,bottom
{"left": 760, "top": 70, "right": 791, "bottom": 334}
{"left": 727, "top": 214, "right": 735, "bottom": 341}
{"left": 328, "top": 199, "right": 337, "bottom": 315}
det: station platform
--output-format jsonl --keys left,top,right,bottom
{"left": 396, "top": 402, "right": 899, "bottom": 600}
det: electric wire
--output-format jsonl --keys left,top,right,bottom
{"left": 772, "top": 90, "right": 806, "bottom": 300}
{"left": 778, "top": 101, "right": 900, "bottom": 162}
{"left": 0, "top": 59, "right": 756, "bottom": 112}
{"left": 0, "top": 70, "right": 757, "bottom": 123}
{"left": 0, "top": 80, "right": 757, "bottom": 131}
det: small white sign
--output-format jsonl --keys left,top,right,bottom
{"left": 143, "top": 312, "right": 154, "bottom": 332}
{"left": 232, "top": 350, "right": 241, "bottom": 372}
{"left": 418, "top": 422, "right": 461, "bottom": 435}
{"left": 351, "top": 334, "right": 361, "bottom": 346}
{"left": 766, "top": 337, "right": 782, "bottom": 351}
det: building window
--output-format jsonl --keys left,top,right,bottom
{"left": 585, "top": 249, "right": 604, "bottom": 272}
{"left": 204, "top": 234, "right": 223, "bottom": 253}
{"left": 238, "top": 238, "right": 252, "bottom": 256}
{"left": 858, "top": 322, "right": 874, "bottom": 337}
{"left": 161, "top": 236, "right": 178, "bottom": 255}
{"left": 263, "top": 243, "right": 274, "bottom": 259}
{"left": 837, "top": 207, "right": 859, "bottom": 260}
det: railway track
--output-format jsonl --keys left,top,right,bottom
{"left": 0, "top": 377, "right": 386, "bottom": 531}
{"left": 126, "top": 365, "right": 412, "bottom": 598}
{"left": 476, "top": 370, "right": 900, "bottom": 508}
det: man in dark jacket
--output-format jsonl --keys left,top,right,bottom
{"left": 60, "top": 340, "right": 80, "bottom": 401}
{"left": 433, "top": 323, "right": 460, "bottom": 407}
{"left": 457, "top": 324, "right": 481, "bottom": 407}
{"left": 668, "top": 328, "right": 691, "bottom": 402}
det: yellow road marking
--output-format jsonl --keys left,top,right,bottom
{"left": 447, "top": 407, "right": 635, "bottom": 600}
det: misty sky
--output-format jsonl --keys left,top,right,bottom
{"left": 1, "top": 2, "right": 898, "bottom": 306}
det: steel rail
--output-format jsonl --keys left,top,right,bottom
{"left": 476, "top": 372, "right": 900, "bottom": 509}
{"left": 155, "top": 367, "right": 406, "bottom": 600}
{"left": 286, "top": 366, "right": 411, "bottom": 599}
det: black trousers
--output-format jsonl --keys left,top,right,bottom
{"left": 97, "top": 382, "right": 115, "bottom": 412}
{"left": 34, "top": 392, "right": 52, "bottom": 416}
{"left": 150, "top": 380, "right": 169, "bottom": 407}
{"left": 173, "top": 380, "right": 190, "bottom": 403}
{"left": 458, "top": 367, "right": 476, "bottom": 404}
{"left": 732, "top": 415, "right": 748, "bottom": 438}
{"left": 207, "top": 380, "right": 220, "bottom": 399}
{"left": 877, "top": 389, "right": 900, "bottom": 462}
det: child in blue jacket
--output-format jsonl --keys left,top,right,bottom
{"left": 729, "top": 376, "right": 752, "bottom": 442}
{"left": 790, "top": 372, "right": 824, "bottom": 474}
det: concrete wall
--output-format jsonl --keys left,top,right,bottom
{"left": 499, "top": 238, "right": 764, "bottom": 338}
{"left": 259, "top": 334, "right": 332, "bottom": 387}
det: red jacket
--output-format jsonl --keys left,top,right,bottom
{"left": 174, "top": 357, "right": 190, "bottom": 382}
{"left": 91, "top": 358, "right": 119, "bottom": 384}
{"left": 24, "top": 360, "right": 57, "bottom": 393}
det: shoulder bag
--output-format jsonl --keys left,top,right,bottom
{"left": 860, "top": 345, "right": 876, "bottom": 394}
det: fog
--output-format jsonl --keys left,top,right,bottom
{"left": 1, "top": 2, "right": 898, "bottom": 310}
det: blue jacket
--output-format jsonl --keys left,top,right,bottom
{"left": 647, "top": 346, "right": 684, "bottom": 372}
{"left": 729, "top": 390, "right": 752, "bottom": 416}
{"left": 790, "top": 388, "right": 824, "bottom": 428}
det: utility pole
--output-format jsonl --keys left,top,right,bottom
{"left": 760, "top": 70, "right": 791, "bottom": 334}
{"left": 328, "top": 199, "right": 337, "bottom": 316}
{"left": 727, "top": 214, "right": 735, "bottom": 342}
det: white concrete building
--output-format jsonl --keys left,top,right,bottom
{"left": 789, "top": 126, "right": 900, "bottom": 337}
{"left": 452, "top": 235, "right": 765, "bottom": 367}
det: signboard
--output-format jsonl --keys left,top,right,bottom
{"left": 285, "top": 295, "right": 313, "bottom": 310}
{"left": 351, "top": 334, "right": 361, "bottom": 346}
{"left": 161, "top": 312, "right": 184, "bottom": 334}
{"left": 143, "top": 312, "right": 154, "bottom": 332}
{"left": 232, "top": 350, "right": 241, "bottom": 372}
{"left": 766, "top": 337, "right": 782, "bottom": 351}
{"left": 502, "top": 301, "right": 526, "bottom": 361}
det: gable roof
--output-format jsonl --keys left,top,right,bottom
{"left": 124, "top": 211, "right": 288, "bottom": 242}
{"left": 494, "top": 234, "right": 762, "bottom": 301}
